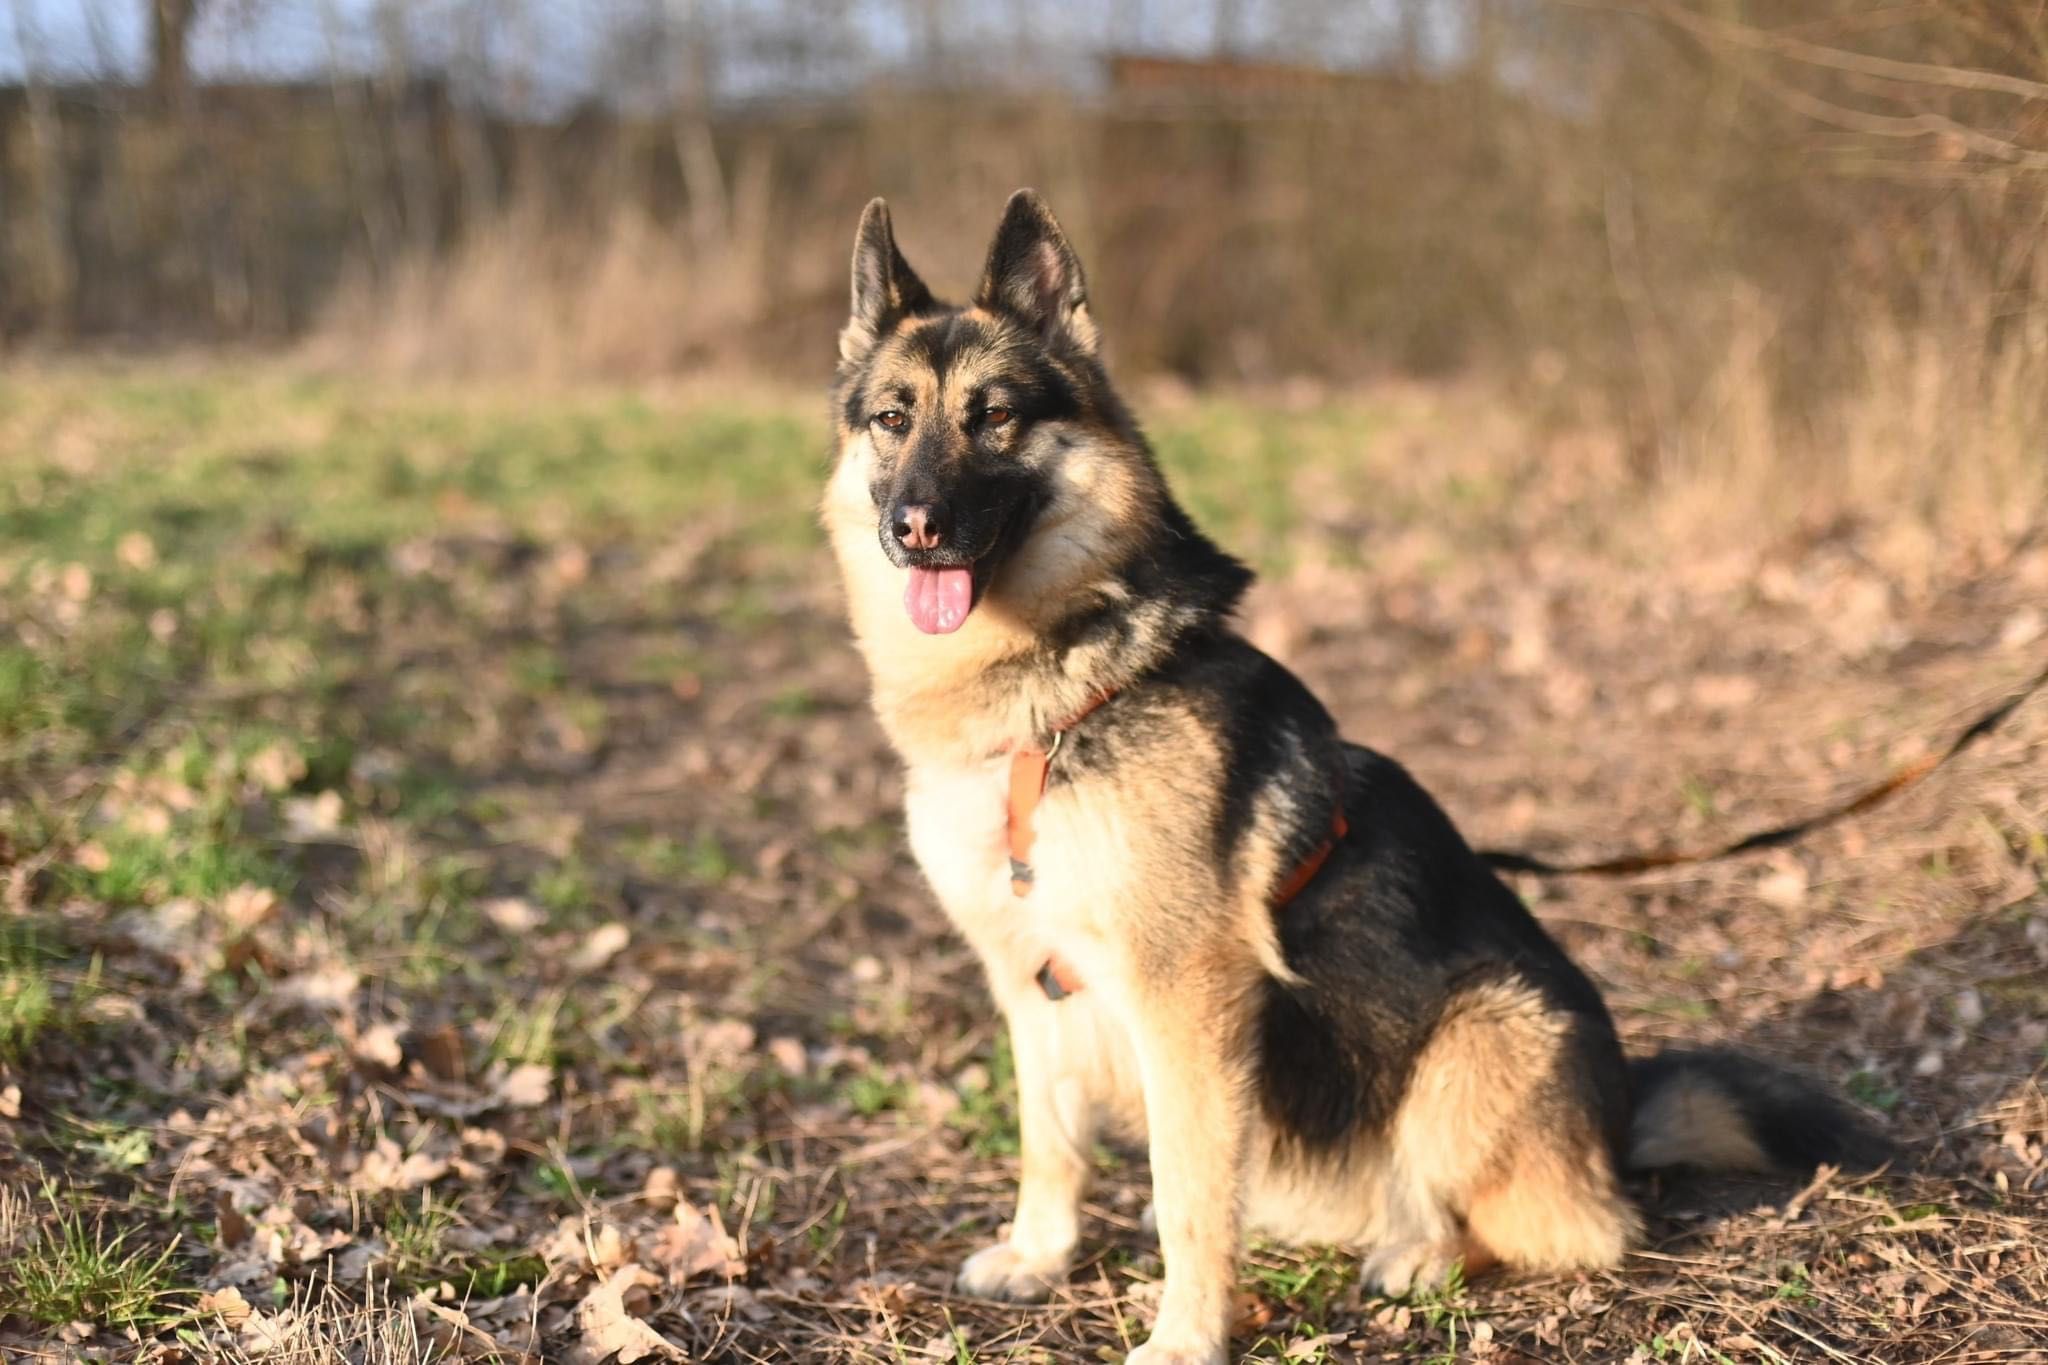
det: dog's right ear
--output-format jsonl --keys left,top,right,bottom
{"left": 841, "top": 199, "right": 933, "bottom": 365}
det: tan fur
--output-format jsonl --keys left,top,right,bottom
{"left": 1401, "top": 982, "right": 1638, "bottom": 1271}
{"left": 1628, "top": 1073, "right": 1774, "bottom": 1172}
{"left": 1237, "top": 981, "right": 1637, "bottom": 1295}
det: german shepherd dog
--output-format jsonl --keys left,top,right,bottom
{"left": 823, "top": 191, "right": 1888, "bottom": 1364}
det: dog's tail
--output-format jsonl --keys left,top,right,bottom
{"left": 1625, "top": 1049, "right": 1894, "bottom": 1175}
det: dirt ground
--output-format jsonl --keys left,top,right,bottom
{"left": 2, "top": 368, "right": 2045, "bottom": 1363}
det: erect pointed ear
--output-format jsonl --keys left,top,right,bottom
{"left": 974, "top": 189, "right": 1098, "bottom": 354}
{"left": 841, "top": 198, "right": 933, "bottom": 365}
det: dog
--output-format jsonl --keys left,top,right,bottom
{"left": 821, "top": 190, "right": 1889, "bottom": 1365}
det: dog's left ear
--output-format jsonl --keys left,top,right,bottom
{"left": 975, "top": 190, "right": 1098, "bottom": 355}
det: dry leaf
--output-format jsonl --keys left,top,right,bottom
{"left": 247, "top": 743, "right": 308, "bottom": 793}
{"left": 1756, "top": 858, "right": 1808, "bottom": 911}
{"left": 652, "top": 1201, "right": 744, "bottom": 1284}
{"left": 495, "top": 1063, "right": 553, "bottom": 1108}
{"left": 484, "top": 897, "right": 546, "bottom": 932}
{"left": 570, "top": 1265, "right": 683, "bottom": 1365}
{"left": 282, "top": 790, "right": 346, "bottom": 839}
{"left": 217, "top": 1193, "right": 252, "bottom": 1248}
{"left": 1230, "top": 1289, "right": 1276, "bottom": 1336}
{"left": 197, "top": 1285, "right": 252, "bottom": 1327}
{"left": 220, "top": 884, "right": 279, "bottom": 931}
{"left": 353, "top": 1022, "right": 406, "bottom": 1071}
{"left": 592, "top": 1224, "right": 635, "bottom": 1274}
{"left": 642, "top": 1166, "right": 682, "bottom": 1213}
{"left": 766, "top": 1037, "right": 807, "bottom": 1076}
{"left": 117, "top": 531, "right": 158, "bottom": 571}
{"left": 417, "top": 1024, "right": 469, "bottom": 1082}
{"left": 354, "top": 1136, "right": 452, "bottom": 1192}
{"left": 571, "top": 922, "right": 631, "bottom": 972}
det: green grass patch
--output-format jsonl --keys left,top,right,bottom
{"left": 1408, "top": 1261, "right": 1476, "bottom": 1364}
{"left": 0, "top": 920, "right": 102, "bottom": 1063}
{"left": 1845, "top": 1069, "right": 1902, "bottom": 1113}
{"left": 3, "top": 1194, "right": 191, "bottom": 1329}
{"left": 1243, "top": 1243, "right": 1352, "bottom": 1324}
{"left": 841, "top": 1066, "right": 914, "bottom": 1119}
{"left": 60, "top": 824, "right": 288, "bottom": 907}
{"left": 622, "top": 830, "right": 738, "bottom": 886}
{"left": 377, "top": 1192, "right": 547, "bottom": 1295}
{"left": 948, "top": 1035, "right": 1021, "bottom": 1159}
{"left": 630, "top": 1070, "right": 750, "bottom": 1154}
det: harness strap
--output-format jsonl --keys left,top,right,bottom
{"left": 1269, "top": 804, "right": 1351, "bottom": 909}
{"left": 1004, "top": 690, "right": 1117, "bottom": 897}
{"left": 1003, "top": 686, "right": 1350, "bottom": 1001}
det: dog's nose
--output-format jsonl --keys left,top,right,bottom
{"left": 892, "top": 502, "right": 945, "bottom": 551}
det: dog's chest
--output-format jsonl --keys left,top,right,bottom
{"left": 902, "top": 757, "right": 1132, "bottom": 960}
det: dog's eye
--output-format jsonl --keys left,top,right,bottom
{"left": 872, "top": 410, "right": 907, "bottom": 432}
{"left": 982, "top": 407, "right": 1012, "bottom": 428}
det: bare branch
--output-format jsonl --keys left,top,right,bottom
{"left": 1564, "top": 0, "right": 2048, "bottom": 101}
{"left": 1741, "top": 60, "right": 2048, "bottom": 173}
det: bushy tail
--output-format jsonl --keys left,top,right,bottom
{"left": 1626, "top": 1049, "right": 1894, "bottom": 1175}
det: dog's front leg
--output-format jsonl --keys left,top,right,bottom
{"left": 1126, "top": 970, "right": 1251, "bottom": 1365}
{"left": 957, "top": 998, "right": 1095, "bottom": 1300}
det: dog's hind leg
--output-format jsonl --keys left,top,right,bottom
{"left": 1367, "top": 977, "right": 1636, "bottom": 1294}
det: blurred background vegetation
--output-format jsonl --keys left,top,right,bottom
{"left": 4, "top": 12, "right": 2048, "bottom": 1356}
{"left": 1, "top": 1, "right": 2044, "bottom": 513}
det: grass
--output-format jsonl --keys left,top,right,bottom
{"left": 2, "top": 1190, "right": 191, "bottom": 1329}
{"left": 3, "top": 359, "right": 2046, "bottom": 1362}
{"left": 0, "top": 926, "right": 58, "bottom": 1062}
{"left": 842, "top": 1066, "right": 915, "bottom": 1119}
{"left": 948, "top": 1036, "right": 1021, "bottom": 1160}
{"left": 1243, "top": 1243, "right": 1354, "bottom": 1325}
{"left": 0, "top": 922, "right": 102, "bottom": 1064}
{"left": 1408, "top": 1262, "right": 1475, "bottom": 1365}
{"left": 381, "top": 1191, "right": 456, "bottom": 1284}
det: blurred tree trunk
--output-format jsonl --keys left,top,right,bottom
{"left": 671, "top": 0, "right": 729, "bottom": 256}
{"left": 378, "top": 0, "right": 441, "bottom": 253}
{"left": 449, "top": 0, "right": 501, "bottom": 235}
{"left": 1213, "top": 0, "right": 1242, "bottom": 57}
{"left": 1470, "top": 0, "right": 1502, "bottom": 89}
{"left": 151, "top": 0, "right": 198, "bottom": 107}
{"left": 321, "top": 0, "right": 398, "bottom": 281}
{"left": 9, "top": 0, "right": 76, "bottom": 336}
{"left": 663, "top": 0, "right": 771, "bottom": 329}
{"left": 1398, "top": 0, "right": 1428, "bottom": 74}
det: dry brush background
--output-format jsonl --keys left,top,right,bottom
{"left": 3, "top": 2, "right": 2048, "bottom": 1362}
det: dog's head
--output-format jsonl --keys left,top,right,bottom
{"left": 829, "top": 191, "right": 1145, "bottom": 637}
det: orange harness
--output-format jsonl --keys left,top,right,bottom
{"left": 1001, "top": 688, "right": 1350, "bottom": 1000}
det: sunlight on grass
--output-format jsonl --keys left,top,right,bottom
{"left": 1, "top": 1188, "right": 191, "bottom": 1329}
{"left": 0, "top": 922, "right": 102, "bottom": 1064}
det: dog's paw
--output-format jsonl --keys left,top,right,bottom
{"left": 956, "top": 1240, "right": 1069, "bottom": 1302}
{"left": 1124, "top": 1335, "right": 1226, "bottom": 1365}
{"left": 1359, "top": 1239, "right": 1462, "bottom": 1299}
{"left": 1138, "top": 1200, "right": 1157, "bottom": 1238}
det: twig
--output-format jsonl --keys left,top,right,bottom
{"left": 1608, "top": 0, "right": 2048, "bottom": 102}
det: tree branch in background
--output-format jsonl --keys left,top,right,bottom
{"left": 1572, "top": 0, "right": 2048, "bottom": 177}
{"left": 1640, "top": 0, "right": 2048, "bottom": 103}
{"left": 8, "top": 0, "right": 77, "bottom": 336}
{"left": 150, "top": 0, "right": 199, "bottom": 108}
{"left": 1742, "top": 59, "right": 2048, "bottom": 173}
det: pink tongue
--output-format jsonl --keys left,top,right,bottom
{"left": 904, "top": 566, "right": 974, "bottom": 634}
